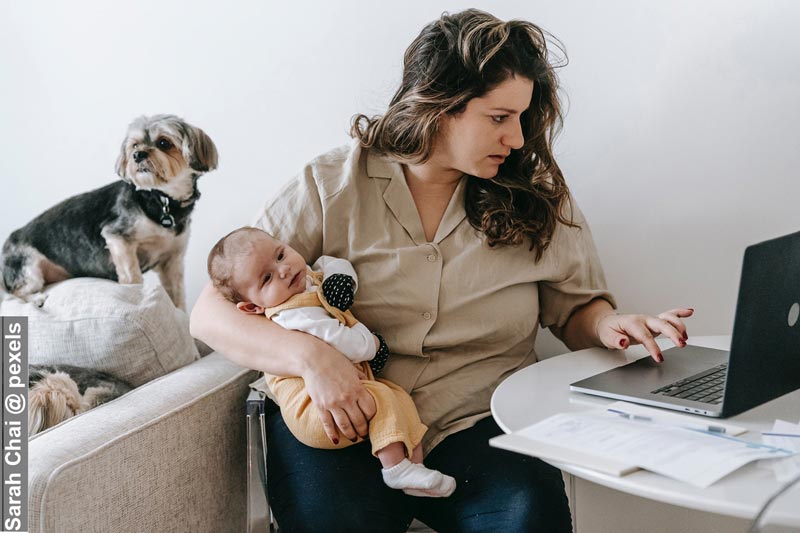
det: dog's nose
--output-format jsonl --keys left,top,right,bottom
{"left": 133, "top": 151, "right": 148, "bottom": 163}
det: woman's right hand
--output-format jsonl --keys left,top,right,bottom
{"left": 302, "top": 341, "right": 377, "bottom": 445}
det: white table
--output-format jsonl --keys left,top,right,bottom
{"left": 491, "top": 336, "right": 800, "bottom": 529}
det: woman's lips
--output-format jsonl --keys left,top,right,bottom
{"left": 489, "top": 155, "right": 506, "bottom": 164}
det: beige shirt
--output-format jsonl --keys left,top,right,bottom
{"left": 254, "top": 141, "right": 615, "bottom": 453}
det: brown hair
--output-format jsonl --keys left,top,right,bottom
{"left": 351, "top": 9, "right": 575, "bottom": 260}
{"left": 207, "top": 226, "right": 270, "bottom": 303}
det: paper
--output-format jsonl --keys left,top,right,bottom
{"left": 761, "top": 419, "right": 800, "bottom": 482}
{"left": 506, "top": 411, "right": 795, "bottom": 488}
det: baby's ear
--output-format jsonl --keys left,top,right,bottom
{"left": 236, "top": 302, "right": 265, "bottom": 315}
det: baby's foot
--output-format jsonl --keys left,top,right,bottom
{"left": 381, "top": 459, "right": 456, "bottom": 498}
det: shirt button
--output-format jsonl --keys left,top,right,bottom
{"left": 427, "top": 254, "right": 437, "bottom": 262}
{"left": 422, "top": 312, "right": 432, "bottom": 320}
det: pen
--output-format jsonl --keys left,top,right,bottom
{"left": 606, "top": 408, "right": 728, "bottom": 434}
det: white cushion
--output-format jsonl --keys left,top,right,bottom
{"left": 0, "top": 277, "right": 199, "bottom": 387}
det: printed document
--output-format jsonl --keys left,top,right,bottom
{"left": 761, "top": 419, "right": 800, "bottom": 482}
{"left": 495, "top": 411, "right": 795, "bottom": 488}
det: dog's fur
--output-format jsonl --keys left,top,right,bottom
{"left": 28, "top": 364, "right": 133, "bottom": 435}
{"left": 0, "top": 115, "right": 218, "bottom": 310}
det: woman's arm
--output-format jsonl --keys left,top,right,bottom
{"left": 190, "top": 282, "right": 376, "bottom": 442}
{"left": 559, "top": 298, "right": 693, "bottom": 362}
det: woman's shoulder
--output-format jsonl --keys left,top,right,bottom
{"left": 303, "top": 140, "right": 373, "bottom": 200}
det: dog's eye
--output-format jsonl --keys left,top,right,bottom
{"left": 156, "top": 138, "right": 173, "bottom": 150}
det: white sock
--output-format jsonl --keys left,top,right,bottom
{"left": 381, "top": 458, "right": 456, "bottom": 498}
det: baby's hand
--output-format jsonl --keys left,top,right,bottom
{"left": 322, "top": 273, "right": 355, "bottom": 311}
{"left": 370, "top": 332, "right": 390, "bottom": 376}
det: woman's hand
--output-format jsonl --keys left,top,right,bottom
{"left": 595, "top": 308, "right": 694, "bottom": 362}
{"left": 302, "top": 341, "right": 377, "bottom": 445}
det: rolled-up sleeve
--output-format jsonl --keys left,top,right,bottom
{"left": 538, "top": 199, "right": 617, "bottom": 329}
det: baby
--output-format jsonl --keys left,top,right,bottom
{"left": 207, "top": 226, "right": 456, "bottom": 498}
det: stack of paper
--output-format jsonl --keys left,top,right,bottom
{"left": 490, "top": 407, "right": 795, "bottom": 488}
{"left": 761, "top": 419, "right": 800, "bottom": 482}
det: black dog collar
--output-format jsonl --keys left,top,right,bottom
{"left": 134, "top": 184, "right": 200, "bottom": 232}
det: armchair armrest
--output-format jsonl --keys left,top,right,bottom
{"left": 28, "top": 352, "right": 258, "bottom": 533}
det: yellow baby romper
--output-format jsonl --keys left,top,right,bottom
{"left": 263, "top": 270, "right": 428, "bottom": 458}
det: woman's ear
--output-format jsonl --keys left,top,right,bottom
{"left": 236, "top": 301, "right": 265, "bottom": 315}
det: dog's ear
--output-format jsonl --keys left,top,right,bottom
{"left": 181, "top": 124, "right": 219, "bottom": 173}
{"left": 115, "top": 138, "right": 130, "bottom": 181}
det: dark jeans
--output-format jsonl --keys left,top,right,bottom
{"left": 265, "top": 407, "right": 573, "bottom": 532}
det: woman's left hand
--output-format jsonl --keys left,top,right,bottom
{"left": 595, "top": 308, "right": 694, "bottom": 362}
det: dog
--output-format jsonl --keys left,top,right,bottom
{"left": 0, "top": 114, "right": 218, "bottom": 310}
{"left": 28, "top": 364, "right": 133, "bottom": 435}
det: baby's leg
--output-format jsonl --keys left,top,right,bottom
{"left": 378, "top": 442, "right": 456, "bottom": 498}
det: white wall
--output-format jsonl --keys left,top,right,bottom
{"left": 2, "top": 1, "right": 798, "bottom": 356}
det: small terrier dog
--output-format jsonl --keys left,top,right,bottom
{"left": 0, "top": 115, "right": 218, "bottom": 310}
{"left": 28, "top": 364, "right": 133, "bottom": 435}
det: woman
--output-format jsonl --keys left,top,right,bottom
{"left": 191, "top": 9, "right": 691, "bottom": 532}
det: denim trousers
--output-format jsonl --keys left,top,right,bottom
{"left": 265, "top": 406, "right": 573, "bottom": 532}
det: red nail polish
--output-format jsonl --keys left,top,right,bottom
{"left": 332, "top": 438, "right": 339, "bottom": 445}
{"left": 619, "top": 339, "right": 627, "bottom": 348}
{"left": 657, "top": 353, "right": 664, "bottom": 363}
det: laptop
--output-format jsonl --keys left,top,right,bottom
{"left": 570, "top": 230, "right": 800, "bottom": 418}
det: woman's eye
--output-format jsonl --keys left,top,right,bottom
{"left": 156, "top": 138, "right": 172, "bottom": 150}
{"left": 491, "top": 115, "right": 508, "bottom": 124}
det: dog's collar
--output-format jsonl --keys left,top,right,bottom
{"left": 151, "top": 190, "right": 195, "bottom": 228}
{"left": 133, "top": 184, "right": 200, "bottom": 230}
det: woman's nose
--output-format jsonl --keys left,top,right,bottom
{"left": 503, "top": 118, "right": 524, "bottom": 150}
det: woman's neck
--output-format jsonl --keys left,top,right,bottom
{"left": 403, "top": 159, "right": 463, "bottom": 192}
{"left": 402, "top": 161, "right": 463, "bottom": 242}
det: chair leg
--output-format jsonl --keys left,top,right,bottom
{"left": 247, "top": 390, "right": 278, "bottom": 532}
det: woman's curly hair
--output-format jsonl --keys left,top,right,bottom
{"left": 351, "top": 9, "right": 575, "bottom": 260}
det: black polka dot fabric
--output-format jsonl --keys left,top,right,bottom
{"left": 370, "top": 332, "right": 390, "bottom": 376}
{"left": 321, "top": 273, "right": 355, "bottom": 311}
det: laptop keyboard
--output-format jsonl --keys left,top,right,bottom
{"left": 651, "top": 363, "right": 728, "bottom": 404}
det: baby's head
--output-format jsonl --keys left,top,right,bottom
{"left": 207, "top": 226, "right": 309, "bottom": 314}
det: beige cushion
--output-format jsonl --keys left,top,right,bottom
{"left": 0, "top": 276, "right": 199, "bottom": 387}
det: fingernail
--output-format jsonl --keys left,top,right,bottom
{"left": 619, "top": 339, "right": 627, "bottom": 348}
{"left": 683, "top": 333, "right": 688, "bottom": 341}
{"left": 350, "top": 437, "right": 358, "bottom": 443}
{"left": 332, "top": 438, "right": 339, "bottom": 445}
{"left": 657, "top": 353, "right": 664, "bottom": 363}
{"left": 688, "top": 308, "right": 694, "bottom": 312}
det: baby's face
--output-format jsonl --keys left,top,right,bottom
{"left": 232, "top": 234, "right": 308, "bottom": 310}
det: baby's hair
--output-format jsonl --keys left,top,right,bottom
{"left": 207, "top": 226, "right": 273, "bottom": 303}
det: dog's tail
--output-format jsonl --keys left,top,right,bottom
{"left": 28, "top": 372, "right": 87, "bottom": 436}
